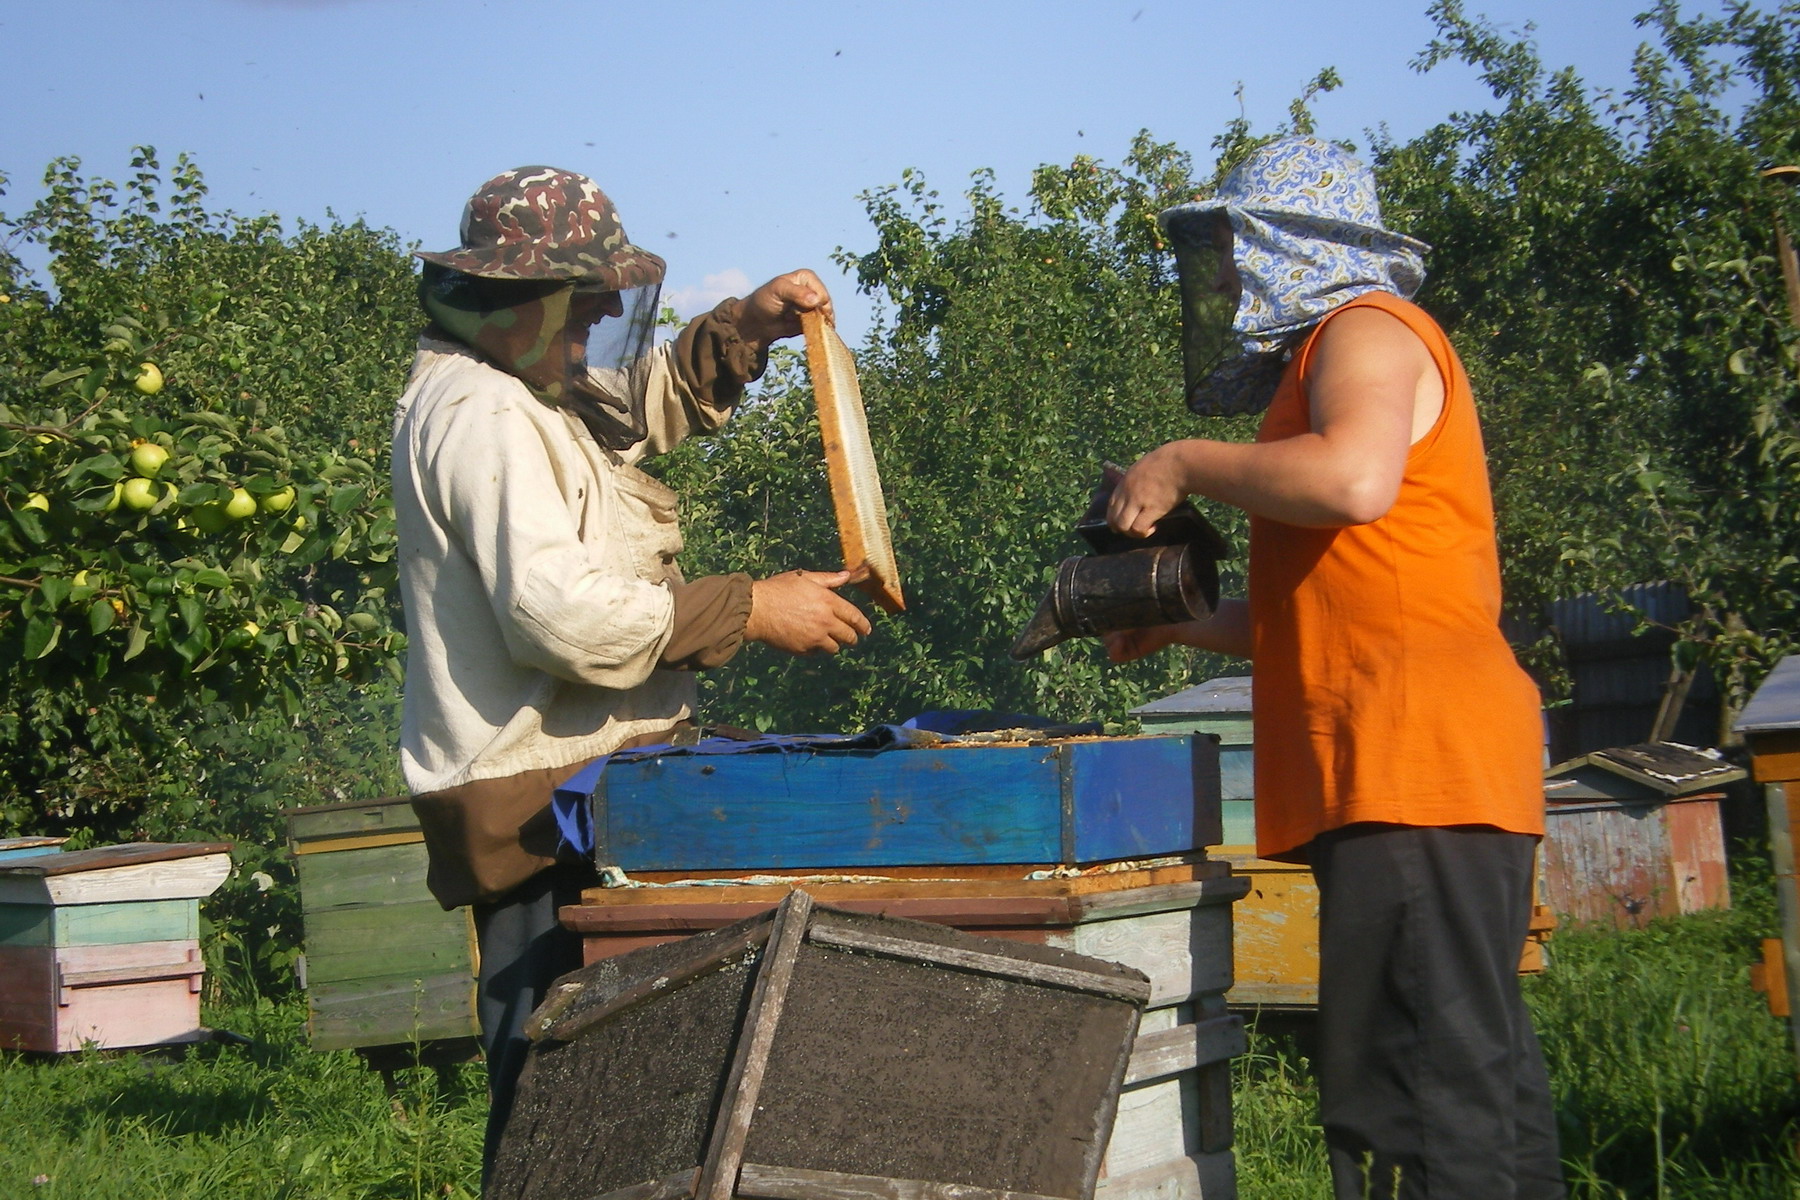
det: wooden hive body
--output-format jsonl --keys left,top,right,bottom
{"left": 494, "top": 891, "right": 1151, "bottom": 1200}
{"left": 286, "top": 797, "right": 480, "bottom": 1053}
{"left": 588, "top": 734, "right": 1219, "bottom": 872}
{"left": 0, "top": 842, "right": 228, "bottom": 1052}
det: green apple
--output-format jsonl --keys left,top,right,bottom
{"left": 129, "top": 441, "right": 170, "bottom": 478}
{"left": 133, "top": 363, "right": 164, "bottom": 396}
{"left": 191, "top": 504, "right": 232, "bottom": 534}
{"left": 224, "top": 488, "right": 257, "bottom": 520}
{"left": 120, "top": 477, "right": 161, "bottom": 511}
{"left": 102, "top": 481, "right": 124, "bottom": 512}
{"left": 260, "top": 486, "right": 296, "bottom": 514}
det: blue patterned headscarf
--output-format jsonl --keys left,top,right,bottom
{"left": 1159, "top": 136, "right": 1431, "bottom": 415}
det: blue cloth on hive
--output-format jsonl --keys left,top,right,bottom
{"left": 550, "top": 724, "right": 949, "bottom": 858}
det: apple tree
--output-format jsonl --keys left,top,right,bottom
{"left": 0, "top": 150, "right": 417, "bottom": 990}
{"left": 660, "top": 134, "right": 1251, "bottom": 733}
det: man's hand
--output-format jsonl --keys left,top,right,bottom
{"left": 745, "top": 567, "right": 872, "bottom": 656}
{"left": 735, "top": 270, "right": 834, "bottom": 348}
{"left": 1107, "top": 441, "right": 1199, "bottom": 539}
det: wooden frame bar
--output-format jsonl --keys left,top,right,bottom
{"left": 736, "top": 1162, "right": 1067, "bottom": 1200}
{"left": 804, "top": 924, "right": 1154, "bottom": 1005}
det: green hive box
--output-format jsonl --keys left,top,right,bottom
{"left": 285, "top": 798, "right": 479, "bottom": 1053}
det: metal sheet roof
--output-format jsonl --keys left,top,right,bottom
{"left": 1736, "top": 655, "right": 1800, "bottom": 733}
{"left": 1130, "top": 675, "right": 1252, "bottom": 716}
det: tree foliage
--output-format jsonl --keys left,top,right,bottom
{"left": 666, "top": 1, "right": 1800, "bottom": 736}
{"left": 660, "top": 136, "right": 1250, "bottom": 731}
{"left": 0, "top": 150, "right": 417, "bottom": 985}
{"left": 1378, "top": 0, "right": 1800, "bottom": 718}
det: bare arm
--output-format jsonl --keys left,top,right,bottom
{"left": 1108, "top": 307, "right": 1442, "bottom": 534}
{"left": 1104, "top": 598, "right": 1252, "bottom": 662}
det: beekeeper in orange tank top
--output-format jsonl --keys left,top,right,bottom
{"left": 1107, "top": 136, "right": 1564, "bottom": 1200}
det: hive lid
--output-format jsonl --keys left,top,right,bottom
{"left": 1130, "top": 674, "right": 1253, "bottom": 717}
{"left": 1736, "top": 655, "right": 1800, "bottom": 734}
{"left": 1545, "top": 742, "right": 1743, "bottom": 798}
{"left": 0, "top": 842, "right": 232, "bottom": 905}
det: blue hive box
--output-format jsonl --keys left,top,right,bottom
{"left": 583, "top": 733, "right": 1220, "bottom": 871}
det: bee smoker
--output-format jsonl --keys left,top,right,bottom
{"left": 1009, "top": 464, "right": 1231, "bottom": 660}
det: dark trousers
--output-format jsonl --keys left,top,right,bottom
{"left": 1310, "top": 824, "right": 1565, "bottom": 1200}
{"left": 472, "top": 863, "right": 595, "bottom": 1191}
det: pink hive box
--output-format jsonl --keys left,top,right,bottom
{"left": 0, "top": 842, "right": 231, "bottom": 1052}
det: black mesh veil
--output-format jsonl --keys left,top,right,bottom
{"left": 420, "top": 264, "right": 662, "bottom": 451}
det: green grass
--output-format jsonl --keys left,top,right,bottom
{"left": 0, "top": 1002, "right": 483, "bottom": 1199}
{"left": 3, "top": 880, "right": 1797, "bottom": 1198}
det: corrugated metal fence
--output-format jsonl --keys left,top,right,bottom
{"left": 1534, "top": 582, "right": 1719, "bottom": 761}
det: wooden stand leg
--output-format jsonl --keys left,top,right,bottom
{"left": 1766, "top": 783, "right": 1800, "bottom": 1072}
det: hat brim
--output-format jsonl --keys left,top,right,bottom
{"left": 1159, "top": 199, "right": 1430, "bottom": 257}
{"left": 414, "top": 241, "right": 666, "bottom": 291}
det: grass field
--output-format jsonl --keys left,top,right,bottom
{"left": 3, "top": 878, "right": 1796, "bottom": 1198}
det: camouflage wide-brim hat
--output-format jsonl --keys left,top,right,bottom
{"left": 415, "top": 166, "right": 666, "bottom": 289}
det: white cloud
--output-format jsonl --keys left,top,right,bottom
{"left": 663, "top": 268, "right": 753, "bottom": 322}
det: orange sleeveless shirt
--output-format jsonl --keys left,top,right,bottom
{"left": 1248, "top": 291, "right": 1544, "bottom": 862}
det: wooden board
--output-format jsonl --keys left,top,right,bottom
{"left": 569, "top": 876, "right": 1248, "bottom": 994}
{"left": 800, "top": 308, "right": 903, "bottom": 613}
{"left": 1123, "top": 1013, "right": 1246, "bottom": 1087}
{"left": 301, "top": 902, "right": 475, "bottom": 983}
{"left": 591, "top": 735, "right": 1219, "bottom": 870}
{"left": 293, "top": 841, "right": 433, "bottom": 911}
{"left": 0, "top": 940, "right": 204, "bottom": 1052}
{"left": 0, "top": 898, "right": 199, "bottom": 948}
{"left": 1101, "top": 1061, "right": 1235, "bottom": 1179}
{"left": 285, "top": 795, "right": 419, "bottom": 845}
{"left": 1217, "top": 855, "right": 1319, "bottom": 1010}
{"left": 305, "top": 971, "right": 480, "bottom": 1050}
{"left": 1094, "top": 1151, "right": 1237, "bottom": 1200}
{"left": 581, "top": 857, "right": 1226, "bottom": 907}
{"left": 0, "top": 844, "right": 231, "bottom": 906}
{"left": 1748, "top": 730, "right": 1800, "bottom": 783}
{"left": 1043, "top": 902, "right": 1235, "bottom": 1010}
{"left": 0, "top": 837, "right": 65, "bottom": 863}
{"left": 0, "top": 943, "right": 54, "bottom": 1050}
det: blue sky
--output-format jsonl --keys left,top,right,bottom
{"left": 3, "top": 0, "right": 1732, "bottom": 342}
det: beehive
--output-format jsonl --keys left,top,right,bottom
{"left": 498, "top": 891, "right": 1152, "bottom": 1200}
{"left": 0, "top": 842, "right": 228, "bottom": 1052}
{"left": 285, "top": 797, "right": 479, "bottom": 1052}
